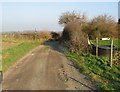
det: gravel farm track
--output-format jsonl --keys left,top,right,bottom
{"left": 3, "top": 41, "right": 97, "bottom": 90}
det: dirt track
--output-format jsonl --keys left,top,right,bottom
{"left": 3, "top": 41, "right": 96, "bottom": 90}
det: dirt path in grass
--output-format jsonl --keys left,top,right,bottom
{"left": 3, "top": 41, "right": 96, "bottom": 90}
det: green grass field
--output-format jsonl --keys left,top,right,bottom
{"left": 2, "top": 38, "right": 41, "bottom": 72}
{"left": 90, "top": 39, "right": 120, "bottom": 51}
{"left": 66, "top": 52, "right": 120, "bottom": 90}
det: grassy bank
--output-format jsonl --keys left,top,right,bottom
{"left": 66, "top": 52, "right": 120, "bottom": 90}
{"left": 2, "top": 41, "right": 41, "bottom": 72}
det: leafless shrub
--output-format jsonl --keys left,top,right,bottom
{"left": 39, "top": 31, "right": 52, "bottom": 41}
{"left": 61, "top": 22, "right": 88, "bottom": 53}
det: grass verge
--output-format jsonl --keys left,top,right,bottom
{"left": 2, "top": 41, "right": 41, "bottom": 72}
{"left": 66, "top": 52, "right": 120, "bottom": 90}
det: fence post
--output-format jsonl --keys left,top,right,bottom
{"left": 96, "top": 37, "right": 98, "bottom": 56}
{"left": 110, "top": 38, "right": 113, "bottom": 67}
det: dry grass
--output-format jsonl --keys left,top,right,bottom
{"left": 2, "top": 42, "right": 20, "bottom": 50}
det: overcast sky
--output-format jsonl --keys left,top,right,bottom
{"left": 2, "top": 2, "right": 118, "bottom": 32}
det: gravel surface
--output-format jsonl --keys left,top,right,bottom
{"left": 3, "top": 41, "right": 96, "bottom": 90}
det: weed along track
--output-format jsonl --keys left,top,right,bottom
{"left": 3, "top": 42, "right": 96, "bottom": 90}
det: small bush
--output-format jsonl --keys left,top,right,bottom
{"left": 51, "top": 32, "right": 61, "bottom": 41}
{"left": 39, "top": 31, "right": 52, "bottom": 41}
{"left": 61, "top": 22, "right": 88, "bottom": 53}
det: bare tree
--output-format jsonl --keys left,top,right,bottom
{"left": 59, "top": 11, "right": 87, "bottom": 27}
{"left": 90, "top": 14, "right": 117, "bottom": 38}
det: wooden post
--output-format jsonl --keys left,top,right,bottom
{"left": 110, "top": 38, "right": 113, "bottom": 67}
{"left": 96, "top": 37, "right": 98, "bottom": 56}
